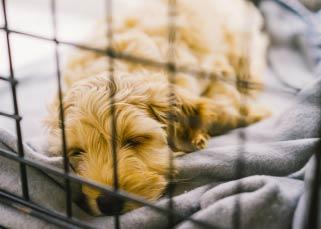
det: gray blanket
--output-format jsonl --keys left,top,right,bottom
{"left": 1, "top": 1, "right": 321, "bottom": 228}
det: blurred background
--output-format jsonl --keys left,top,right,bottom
{"left": 0, "top": 0, "right": 320, "bottom": 141}
{"left": 0, "top": 0, "right": 141, "bottom": 139}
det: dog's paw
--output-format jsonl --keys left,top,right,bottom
{"left": 241, "top": 103, "right": 271, "bottom": 125}
{"left": 191, "top": 133, "right": 209, "bottom": 150}
{"left": 173, "top": 151, "right": 186, "bottom": 157}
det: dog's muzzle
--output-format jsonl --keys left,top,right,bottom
{"left": 76, "top": 193, "right": 124, "bottom": 215}
{"left": 96, "top": 194, "right": 124, "bottom": 215}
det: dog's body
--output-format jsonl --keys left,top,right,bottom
{"left": 46, "top": 0, "right": 270, "bottom": 215}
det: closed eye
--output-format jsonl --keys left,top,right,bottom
{"left": 68, "top": 148, "right": 84, "bottom": 172}
{"left": 69, "top": 148, "right": 85, "bottom": 157}
{"left": 124, "top": 135, "right": 151, "bottom": 148}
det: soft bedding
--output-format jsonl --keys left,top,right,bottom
{"left": 0, "top": 1, "right": 321, "bottom": 228}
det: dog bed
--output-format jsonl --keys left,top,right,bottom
{"left": 0, "top": 1, "right": 321, "bottom": 228}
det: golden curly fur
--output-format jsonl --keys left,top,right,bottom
{"left": 45, "top": 0, "right": 270, "bottom": 215}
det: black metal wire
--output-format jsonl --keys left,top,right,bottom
{"left": 1, "top": 0, "right": 29, "bottom": 201}
{"left": 306, "top": 149, "right": 321, "bottom": 229}
{"left": 0, "top": 27, "right": 307, "bottom": 98}
{"left": 0, "top": 28, "right": 275, "bottom": 91}
{"left": 305, "top": 10, "right": 321, "bottom": 229}
{"left": 0, "top": 148, "right": 215, "bottom": 229}
{"left": 0, "top": 223, "right": 8, "bottom": 229}
{"left": 166, "top": 0, "right": 177, "bottom": 228}
{"left": 50, "top": 0, "right": 72, "bottom": 218}
{"left": 232, "top": 3, "right": 255, "bottom": 227}
{"left": 0, "top": 188, "right": 93, "bottom": 229}
{"left": 272, "top": 1, "right": 321, "bottom": 227}
{"left": 106, "top": 0, "right": 120, "bottom": 228}
{"left": 0, "top": 75, "right": 17, "bottom": 84}
{"left": 0, "top": 111, "right": 21, "bottom": 121}
{"left": 0, "top": 0, "right": 319, "bottom": 228}
{"left": 232, "top": 66, "right": 247, "bottom": 229}
{"left": 306, "top": 75, "right": 321, "bottom": 229}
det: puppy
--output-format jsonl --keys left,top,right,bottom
{"left": 45, "top": 0, "right": 270, "bottom": 215}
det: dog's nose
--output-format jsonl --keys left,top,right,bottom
{"left": 76, "top": 193, "right": 92, "bottom": 213}
{"left": 96, "top": 194, "right": 124, "bottom": 215}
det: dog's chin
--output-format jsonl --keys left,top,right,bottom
{"left": 86, "top": 198, "right": 103, "bottom": 216}
{"left": 80, "top": 191, "right": 166, "bottom": 216}
{"left": 84, "top": 200, "right": 142, "bottom": 216}
{"left": 77, "top": 174, "right": 168, "bottom": 215}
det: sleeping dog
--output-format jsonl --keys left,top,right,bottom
{"left": 45, "top": 0, "right": 270, "bottom": 215}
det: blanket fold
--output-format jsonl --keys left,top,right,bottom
{"left": 1, "top": 1, "right": 321, "bottom": 228}
{"left": 177, "top": 176, "right": 304, "bottom": 229}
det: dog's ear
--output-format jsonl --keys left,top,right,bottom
{"left": 148, "top": 104, "right": 168, "bottom": 124}
{"left": 145, "top": 86, "right": 191, "bottom": 126}
{"left": 44, "top": 91, "right": 75, "bottom": 138}
{"left": 146, "top": 86, "right": 211, "bottom": 126}
{"left": 145, "top": 86, "right": 217, "bottom": 152}
{"left": 44, "top": 92, "right": 77, "bottom": 155}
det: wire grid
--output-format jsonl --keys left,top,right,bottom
{"left": 0, "top": 0, "right": 320, "bottom": 228}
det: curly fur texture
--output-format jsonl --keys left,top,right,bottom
{"left": 45, "top": 0, "right": 270, "bottom": 215}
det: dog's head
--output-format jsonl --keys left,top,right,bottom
{"left": 45, "top": 72, "right": 191, "bottom": 215}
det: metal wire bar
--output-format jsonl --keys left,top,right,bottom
{"left": 0, "top": 28, "right": 269, "bottom": 92}
{"left": 0, "top": 111, "right": 21, "bottom": 121}
{"left": 0, "top": 0, "right": 314, "bottom": 228}
{"left": 50, "top": 0, "right": 72, "bottom": 218}
{"left": 106, "top": 0, "right": 120, "bottom": 228}
{"left": 273, "top": 1, "right": 321, "bottom": 227}
{"left": 274, "top": 0, "right": 313, "bottom": 24}
{"left": 0, "top": 148, "right": 215, "bottom": 229}
{"left": 0, "top": 188, "right": 93, "bottom": 229}
{"left": 232, "top": 132, "right": 246, "bottom": 229}
{"left": 0, "top": 75, "right": 17, "bottom": 84}
{"left": 306, "top": 22, "right": 321, "bottom": 229}
{"left": 232, "top": 3, "right": 255, "bottom": 227}
{"left": 305, "top": 11, "right": 321, "bottom": 229}
{"left": 1, "top": 0, "right": 29, "bottom": 201}
{"left": 166, "top": 0, "right": 177, "bottom": 227}
{"left": 0, "top": 27, "right": 303, "bottom": 99}
{"left": 306, "top": 149, "right": 321, "bottom": 229}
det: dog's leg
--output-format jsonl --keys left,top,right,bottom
{"left": 202, "top": 81, "right": 270, "bottom": 136}
{"left": 239, "top": 102, "right": 271, "bottom": 126}
{"left": 170, "top": 87, "right": 218, "bottom": 151}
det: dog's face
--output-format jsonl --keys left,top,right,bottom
{"left": 70, "top": 106, "right": 170, "bottom": 215}
{"left": 46, "top": 73, "right": 173, "bottom": 215}
{"left": 46, "top": 71, "right": 210, "bottom": 215}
